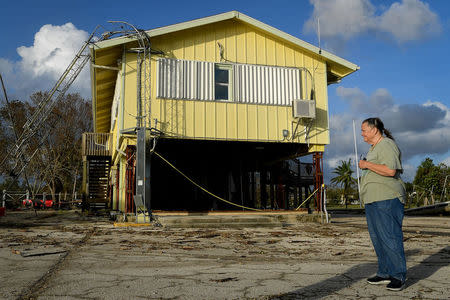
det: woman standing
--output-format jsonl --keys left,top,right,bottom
{"left": 359, "top": 117, "right": 407, "bottom": 291}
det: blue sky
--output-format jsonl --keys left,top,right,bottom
{"left": 0, "top": 0, "right": 449, "bottom": 183}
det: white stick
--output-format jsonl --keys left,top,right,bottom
{"left": 353, "top": 120, "right": 362, "bottom": 208}
{"left": 317, "top": 18, "right": 321, "bottom": 51}
{"left": 323, "top": 185, "right": 329, "bottom": 223}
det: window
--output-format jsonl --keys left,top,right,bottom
{"left": 214, "top": 64, "right": 232, "bottom": 101}
{"left": 157, "top": 58, "right": 302, "bottom": 106}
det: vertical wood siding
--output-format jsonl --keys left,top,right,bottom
{"left": 122, "top": 19, "right": 328, "bottom": 144}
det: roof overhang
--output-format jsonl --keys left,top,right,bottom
{"left": 94, "top": 11, "right": 359, "bottom": 75}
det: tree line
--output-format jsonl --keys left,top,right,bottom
{"left": 0, "top": 92, "right": 92, "bottom": 201}
{"left": 329, "top": 158, "right": 449, "bottom": 208}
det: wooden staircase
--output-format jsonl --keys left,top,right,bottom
{"left": 82, "top": 133, "right": 112, "bottom": 210}
{"left": 86, "top": 157, "right": 111, "bottom": 209}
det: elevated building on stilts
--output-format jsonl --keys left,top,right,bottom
{"left": 82, "top": 11, "right": 359, "bottom": 216}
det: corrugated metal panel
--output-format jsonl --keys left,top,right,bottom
{"left": 197, "top": 60, "right": 214, "bottom": 100}
{"left": 233, "top": 64, "right": 301, "bottom": 106}
{"left": 158, "top": 58, "right": 302, "bottom": 106}
{"left": 157, "top": 58, "right": 213, "bottom": 100}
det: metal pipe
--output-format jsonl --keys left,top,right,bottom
{"left": 91, "top": 64, "right": 120, "bottom": 71}
{"left": 116, "top": 53, "right": 127, "bottom": 158}
{"left": 353, "top": 120, "right": 362, "bottom": 207}
{"left": 440, "top": 175, "right": 448, "bottom": 202}
{"left": 323, "top": 184, "right": 329, "bottom": 223}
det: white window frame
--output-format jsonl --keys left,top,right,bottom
{"left": 214, "top": 63, "right": 233, "bottom": 101}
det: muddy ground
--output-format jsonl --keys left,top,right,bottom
{"left": 0, "top": 210, "right": 449, "bottom": 299}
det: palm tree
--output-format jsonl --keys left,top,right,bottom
{"left": 331, "top": 159, "right": 356, "bottom": 208}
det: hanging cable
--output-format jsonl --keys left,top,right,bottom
{"left": 295, "top": 187, "right": 319, "bottom": 210}
{"left": 153, "top": 151, "right": 263, "bottom": 212}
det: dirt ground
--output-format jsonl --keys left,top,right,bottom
{"left": 0, "top": 210, "right": 449, "bottom": 299}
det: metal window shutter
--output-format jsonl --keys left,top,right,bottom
{"left": 157, "top": 58, "right": 213, "bottom": 100}
{"left": 233, "top": 64, "right": 301, "bottom": 106}
{"left": 158, "top": 58, "right": 301, "bottom": 105}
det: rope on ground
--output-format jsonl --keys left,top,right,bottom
{"left": 295, "top": 188, "right": 319, "bottom": 210}
{"left": 153, "top": 151, "right": 263, "bottom": 212}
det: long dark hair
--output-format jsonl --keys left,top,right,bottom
{"left": 363, "top": 117, "right": 394, "bottom": 140}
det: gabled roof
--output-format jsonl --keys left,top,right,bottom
{"left": 90, "top": 11, "right": 359, "bottom": 132}
{"left": 94, "top": 10, "right": 359, "bottom": 73}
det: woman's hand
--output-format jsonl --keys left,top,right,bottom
{"left": 359, "top": 160, "right": 396, "bottom": 177}
{"left": 359, "top": 159, "right": 368, "bottom": 170}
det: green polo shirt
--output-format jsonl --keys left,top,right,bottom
{"left": 360, "top": 138, "right": 406, "bottom": 204}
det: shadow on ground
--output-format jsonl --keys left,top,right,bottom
{"left": 270, "top": 246, "right": 450, "bottom": 299}
{"left": 405, "top": 246, "right": 450, "bottom": 289}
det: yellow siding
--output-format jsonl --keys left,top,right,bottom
{"left": 256, "top": 32, "right": 266, "bottom": 65}
{"left": 184, "top": 32, "right": 195, "bottom": 60}
{"left": 237, "top": 105, "right": 247, "bottom": 139}
{"left": 205, "top": 102, "right": 215, "bottom": 138}
{"left": 123, "top": 53, "right": 138, "bottom": 130}
{"left": 267, "top": 107, "right": 278, "bottom": 141}
{"left": 216, "top": 102, "right": 227, "bottom": 138}
{"left": 246, "top": 29, "right": 256, "bottom": 64}
{"left": 257, "top": 106, "right": 268, "bottom": 140}
{"left": 266, "top": 36, "right": 276, "bottom": 65}
{"left": 150, "top": 99, "right": 320, "bottom": 142}
{"left": 236, "top": 24, "right": 246, "bottom": 63}
{"left": 194, "top": 102, "right": 205, "bottom": 138}
{"left": 247, "top": 105, "right": 258, "bottom": 140}
{"left": 119, "top": 19, "right": 330, "bottom": 144}
{"left": 226, "top": 104, "right": 238, "bottom": 139}
{"left": 185, "top": 101, "right": 195, "bottom": 137}
{"left": 226, "top": 25, "right": 236, "bottom": 62}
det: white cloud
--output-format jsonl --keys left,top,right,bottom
{"left": 336, "top": 86, "right": 367, "bottom": 112}
{"left": 0, "top": 23, "right": 90, "bottom": 100}
{"left": 377, "top": 0, "right": 441, "bottom": 43}
{"left": 0, "top": 58, "right": 14, "bottom": 75}
{"left": 325, "top": 113, "right": 366, "bottom": 183}
{"left": 336, "top": 87, "right": 447, "bottom": 134}
{"left": 424, "top": 100, "right": 450, "bottom": 126}
{"left": 328, "top": 87, "right": 450, "bottom": 183}
{"left": 304, "top": 0, "right": 376, "bottom": 40}
{"left": 383, "top": 104, "right": 446, "bottom": 133}
{"left": 402, "top": 163, "right": 416, "bottom": 182}
{"left": 304, "top": 0, "right": 442, "bottom": 46}
{"left": 397, "top": 126, "right": 450, "bottom": 158}
{"left": 368, "top": 88, "right": 395, "bottom": 113}
{"left": 441, "top": 157, "right": 450, "bottom": 167}
{"left": 337, "top": 86, "right": 397, "bottom": 114}
{"left": 17, "top": 23, "right": 87, "bottom": 79}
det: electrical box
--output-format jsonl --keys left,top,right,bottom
{"left": 292, "top": 99, "right": 316, "bottom": 119}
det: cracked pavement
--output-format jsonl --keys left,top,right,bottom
{"left": 0, "top": 210, "right": 449, "bottom": 299}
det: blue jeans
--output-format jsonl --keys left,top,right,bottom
{"left": 365, "top": 198, "right": 406, "bottom": 282}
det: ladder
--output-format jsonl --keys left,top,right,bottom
{"left": 1, "top": 27, "right": 101, "bottom": 178}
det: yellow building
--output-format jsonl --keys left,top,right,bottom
{"left": 83, "top": 11, "right": 358, "bottom": 213}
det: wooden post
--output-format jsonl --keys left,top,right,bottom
{"left": 250, "top": 172, "right": 255, "bottom": 208}
{"left": 42, "top": 192, "right": 46, "bottom": 209}
{"left": 270, "top": 171, "right": 275, "bottom": 210}
{"left": 260, "top": 169, "right": 267, "bottom": 209}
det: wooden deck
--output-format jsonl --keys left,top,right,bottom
{"left": 82, "top": 133, "right": 112, "bottom": 156}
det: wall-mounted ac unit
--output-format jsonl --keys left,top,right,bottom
{"left": 292, "top": 99, "right": 316, "bottom": 118}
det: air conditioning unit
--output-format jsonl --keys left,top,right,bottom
{"left": 292, "top": 99, "right": 316, "bottom": 119}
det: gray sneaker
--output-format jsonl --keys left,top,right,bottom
{"left": 367, "top": 276, "right": 391, "bottom": 285}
